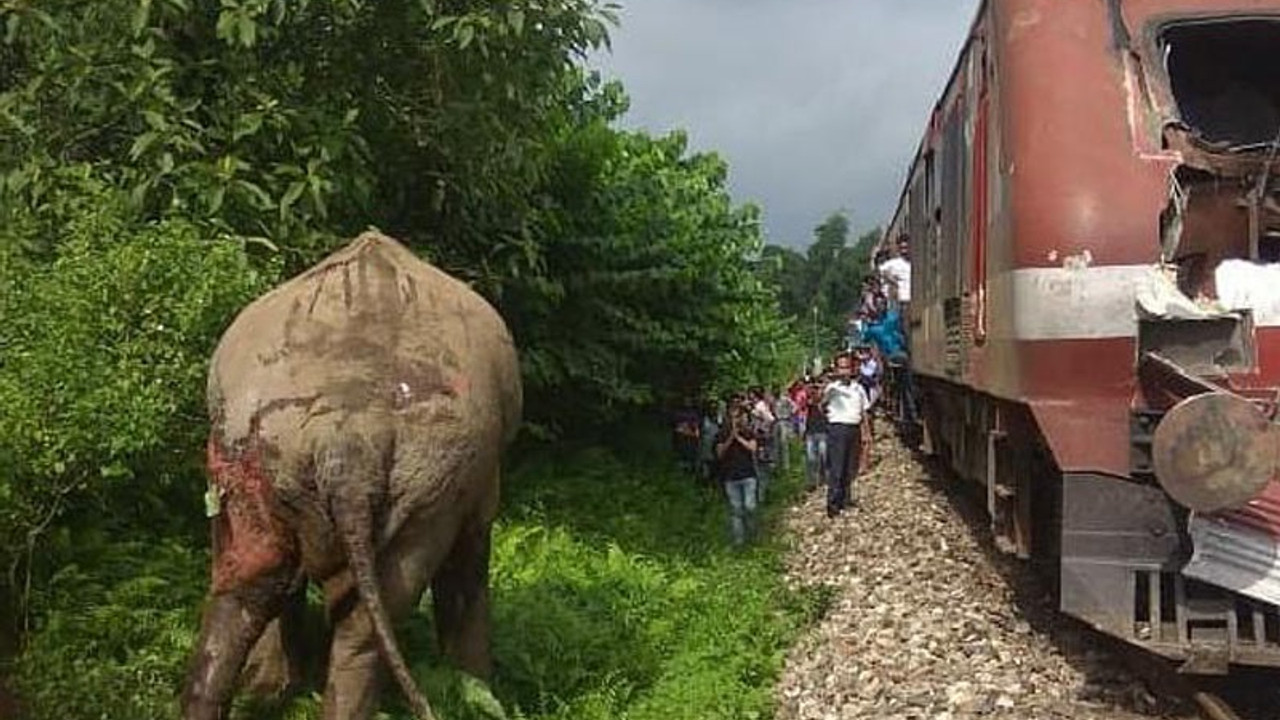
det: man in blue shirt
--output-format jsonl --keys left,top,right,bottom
{"left": 862, "top": 305, "right": 907, "bottom": 360}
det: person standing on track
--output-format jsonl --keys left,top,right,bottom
{"left": 855, "top": 344, "right": 881, "bottom": 469}
{"left": 822, "top": 353, "right": 871, "bottom": 518}
{"left": 803, "top": 376, "right": 829, "bottom": 492}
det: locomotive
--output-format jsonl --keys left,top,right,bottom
{"left": 885, "top": 0, "right": 1280, "bottom": 673}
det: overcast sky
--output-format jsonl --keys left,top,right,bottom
{"left": 588, "top": 0, "right": 981, "bottom": 248}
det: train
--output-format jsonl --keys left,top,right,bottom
{"left": 883, "top": 0, "right": 1280, "bottom": 673}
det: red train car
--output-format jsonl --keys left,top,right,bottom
{"left": 885, "top": 0, "right": 1280, "bottom": 671}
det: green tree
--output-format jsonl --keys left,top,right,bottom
{"left": 0, "top": 5, "right": 804, "bottom": 714}
{"left": 759, "top": 244, "right": 808, "bottom": 318}
{"left": 510, "top": 90, "right": 800, "bottom": 432}
{"left": 0, "top": 169, "right": 274, "bottom": 633}
{"left": 760, "top": 212, "right": 881, "bottom": 352}
{"left": 1, "top": 0, "right": 616, "bottom": 278}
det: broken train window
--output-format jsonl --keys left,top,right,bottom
{"left": 1163, "top": 20, "right": 1280, "bottom": 149}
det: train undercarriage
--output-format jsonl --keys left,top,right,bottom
{"left": 915, "top": 374, "right": 1280, "bottom": 673}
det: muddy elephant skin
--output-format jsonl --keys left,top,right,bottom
{"left": 181, "top": 232, "right": 522, "bottom": 720}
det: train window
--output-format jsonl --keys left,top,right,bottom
{"left": 924, "top": 150, "right": 937, "bottom": 215}
{"left": 941, "top": 108, "right": 965, "bottom": 299}
{"left": 1163, "top": 20, "right": 1280, "bottom": 148}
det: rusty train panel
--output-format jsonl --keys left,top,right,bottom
{"left": 884, "top": 0, "right": 1280, "bottom": 670}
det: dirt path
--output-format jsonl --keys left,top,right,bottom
{"left": 774, "top": 430, "right": 1193, "bottom": 720}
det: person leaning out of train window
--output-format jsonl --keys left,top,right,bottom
{"left": 878, "top": 237, "right": 911, "bottom": 319}
{"left": 862, "top": 294, "right": 907, "bottom": 362}
{"left": 822, "top": 354, "right": 871, "bottom": 518}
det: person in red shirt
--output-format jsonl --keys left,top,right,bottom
{"left": 789, "top": 379, "right": 809, "bottom": 438}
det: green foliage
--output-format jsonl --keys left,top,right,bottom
{"left": 0, "top": 0, "right": 618, "bottom": 274}
{"left": 512, "top": 111, "right": 802, "bottom": 429}
{"left": 760, "top": 213, "right": 881, "bottom": 361}
{"left": 435, "top": 434, "right": 813, "bottom": 720}
{"left": 1, "top": 0, "right": 794, "bottom": 429}
{"left": 11, "top": 541, "right": 207, "bottom": 720}
{"left": 211, "top": 431, "right": 817, "bottom": 720}
{"left": 0, "top": 169, "right": 275, "bottom": 626}
{"left": 0, "top": 2, "right": 807, "bottom": 715}
{"left": 10, "top": 432, "right": 822, "bottom": 720}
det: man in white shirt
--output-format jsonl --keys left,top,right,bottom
{"left": 878, "top": 238, "right": 912, "bottom": 312}
{"left": 750, "top": 387, "right": 775, "bottom": 425}
{"left": 822, "top": 353, "right": 871, "bottom": 517}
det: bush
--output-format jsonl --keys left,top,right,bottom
{"left": 19, "top": 433, "right": 817, "bottom": 720}
{"left": 0, "top": 170, "right": 277, "bottom": 630}
{"left": 12, "top": 541, "right": 207, "bottom": 720}
{"left": 410, "top": 435, "right": 813, "bottom": 720}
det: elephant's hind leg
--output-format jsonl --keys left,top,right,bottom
{"left": 320, "top": 590, "right": 385, "bottom": 720}
{"left": 241, "top": 582, "right": 309, "bottom": 700}
{"left": 431, "top": 515, "right": 493, "bottom": 679}
{"left": 321, "top": 507, "right": 457, "bottom": 720}
{"left": 184, "top": 439, "right": 301, "bottom": 720}
{"left": 181, "top": 564, "right": 300, "bottom": 720}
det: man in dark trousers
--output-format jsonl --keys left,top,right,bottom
{"left": 822, "top": 353, "right": 871, "bottom": 517}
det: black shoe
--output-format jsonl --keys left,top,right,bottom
{"left": 826, "top": 505, "right": 840, "bottom": 519}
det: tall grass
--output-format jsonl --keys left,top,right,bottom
{"left": 474, "top": 434, "right": 822, "bottom": 720}
{"left": 12, "top": 430, "right": 828, "bottom": 719}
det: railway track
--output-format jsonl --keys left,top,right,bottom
{"left": 918, "top": 429, "right": 1280, "bottom": 720}
{"left": 1108, "top": 641, "right": 1275, "bottom": 720}
{"left": 776, "top": 425, "right": 1279, "bottom": 719}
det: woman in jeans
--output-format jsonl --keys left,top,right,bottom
{"left": 715, "top": 403, "right": 760, "bottom": 547}
{"left": 803, "top": 379, "right": 829, "bottom": 491}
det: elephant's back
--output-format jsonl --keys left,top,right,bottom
{"left": 209, "top": 232, "right": 521, "bottom": 450}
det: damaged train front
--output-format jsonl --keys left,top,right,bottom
{"left": 1136, "top": 13, "right": 1280, "bottom": 672}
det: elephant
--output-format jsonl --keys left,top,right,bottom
{"left": 181, "top": 231, "right": 522, "bottom": 720}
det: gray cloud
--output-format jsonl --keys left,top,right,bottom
{"left": 588, "top": 0, "right": 980, "bottom": 248}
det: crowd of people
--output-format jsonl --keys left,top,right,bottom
{"left": 672, "top": 238, "right": 916, "bottom": 548}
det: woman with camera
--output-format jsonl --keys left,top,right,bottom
{"left": 715, "top": 402, "right": 761, "bottom": 547}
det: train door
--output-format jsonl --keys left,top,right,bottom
{"left": 972, "top": 42, "right": 990, "bottom": 343}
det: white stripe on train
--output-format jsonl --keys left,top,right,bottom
{"left": 960, "top": 264, "right": 1280, "bottom": 342}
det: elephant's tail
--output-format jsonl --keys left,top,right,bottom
{"left": 323, "top": 449, "right": 435, "bottom": 720}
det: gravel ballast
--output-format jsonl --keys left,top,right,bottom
{"left": 774, "top": 429, "right": 1194, "bottom": 720}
